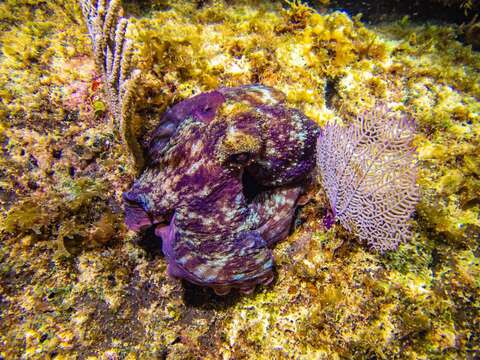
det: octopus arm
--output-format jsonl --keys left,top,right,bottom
{"left": 249, "top": 187, "right": 302, "bottom": 246}
{"left": 156, "top": 214, "right": 274, "bottom": 295}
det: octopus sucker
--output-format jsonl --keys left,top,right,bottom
{"left": 124, "top": 84, "right": 320, "bottom": 294}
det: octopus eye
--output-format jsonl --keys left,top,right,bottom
{"left": 229, "top": 152, "right": 251, "bottom": 164}
{"left": 200, "top": 105, "right": 215, "bottom": 117}
{"left": 194, "top": 104, "right": 217, "bottom": 122}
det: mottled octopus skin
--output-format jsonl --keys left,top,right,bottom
{"left": 124, "top": 85, "right": 319, "bottom": 295}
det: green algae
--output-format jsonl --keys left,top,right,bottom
{"left": 0, "top": 0, "right": 479, "bottom": 359}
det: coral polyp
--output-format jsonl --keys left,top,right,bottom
{"left": 124, "top": 85, "right": 319, "bottom": 295}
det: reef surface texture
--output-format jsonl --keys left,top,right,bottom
{"left": 0, "top": 0, "right": 479, "bottom": 359}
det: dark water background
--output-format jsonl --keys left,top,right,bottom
{"left": 304, "top": 0, "right": 480, "bottom": 50}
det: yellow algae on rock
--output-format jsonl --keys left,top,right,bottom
{"left": 436, "top": 169, "right": 465, "bottom": 195}
{"left": 0, "top": 0, "right": 479, "bottom": 359}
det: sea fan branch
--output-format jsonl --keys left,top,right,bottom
{"left": 317, "top": 105, "right": 419, "bottom": 252}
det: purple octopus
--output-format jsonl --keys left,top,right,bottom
{"left": 123, "top": 85, "right": 319, "bottom": 295}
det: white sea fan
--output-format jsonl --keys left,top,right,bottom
{"left": 317, "top": 105, "right": 419, "bottom": 252}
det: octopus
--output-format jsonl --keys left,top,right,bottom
{"left": 123, "top": 85, "right": 319, "bottom": 295}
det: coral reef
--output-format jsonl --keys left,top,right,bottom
{"left": 0, "top": 0, "right": 479, "bottom": 359}
{"left": 124, "top": 84, "right": 319, "bottom": 295}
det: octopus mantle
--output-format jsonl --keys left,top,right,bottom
{"left": 124, "top": 85, "right": 319, "bottom": 295}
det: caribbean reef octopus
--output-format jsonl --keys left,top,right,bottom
{"left": 123, "top": 85, "right": 319, "bottom": 295}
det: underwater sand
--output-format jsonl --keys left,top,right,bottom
{"left": 0, "top": 0, "right": 479, "bottom": 358}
